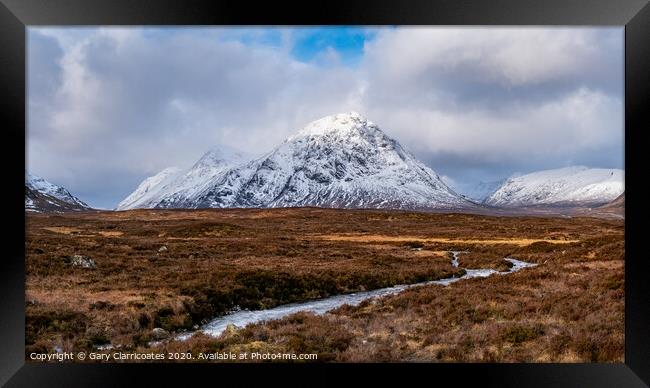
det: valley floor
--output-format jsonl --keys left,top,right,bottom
{"left": 25, "top": 208, "right": 624, "bottom": 362}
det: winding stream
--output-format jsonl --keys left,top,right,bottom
{"left": 176, "top": 251, "right": 537, "bottom": 340}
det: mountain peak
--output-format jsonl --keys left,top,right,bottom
{"left": 26, "top": 172, "right": 91, "bottom": 212}
{"left": 290, "top": 112, "right": 377, "bottom": 140}
{"left": 118, "top": 113, "right": 474, "bottom": 211}
{"left": 193, "top": 144, "right": 248, "bottom": 169}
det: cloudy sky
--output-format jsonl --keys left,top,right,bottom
{"left": 27, "top": 27, "right": 624, "bottom": 209}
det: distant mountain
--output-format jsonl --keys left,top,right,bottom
{"left": 26, "top": 173, "right": 92, "bottom": 212}
{"left": 116, "top": 145, "right": 250, "bottom": 210}
{"left": 596, "top": 192, "right": 625, "bottom": 214}
{"left": 600, "top": 192, "right": 625, "bottom": 209}
{"left": 485, "top": 166, "right": 624, "bottom": 207}
{"left": 118, "top": 112, "right": 475, "bottom": 211}
{"left": 116, "top": 167, "right": 183, "bottom": 211}
{"left": 458, "top": 179, "right": 506, "bottom": 202}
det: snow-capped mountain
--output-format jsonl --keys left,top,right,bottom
{"left": 118, "top": 112, "right": 474, "bottom": 211}
{"left": 116, "top": 167, "right": 183, "bottom": 210}
{"left": 485, "top": 166, "right": 624, "bottom": 207}
{"left": 116, "top": 146, "right": 250, "bottom": 210}
{"left": 26, "top": 173, "right": 92, "bottom": 212}
{"left": 458, "top": 179, "right": 506, "bottom": 202}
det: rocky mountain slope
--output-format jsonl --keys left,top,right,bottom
{"left": 26, "top": 173, "right": 92, "bottom": 212}
{"left": 118, "top": 112, "right": 475, "bottom": 211}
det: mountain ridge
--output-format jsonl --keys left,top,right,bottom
{"left": 118, "top": 112, "right": 475, "bottom": 211}
{"left": 485, "top": 166, "right": 624, "bottom": 207}
{"left": 117, "top": 114, "right": 624, "bottom": 213}
{"left": 26, "top": 173, "right": 92, "bottom": 212}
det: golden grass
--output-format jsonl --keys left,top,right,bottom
{"left": 411, "top": 250, "right": 449, "bottom": 257}
{"left": 314, "top": 234, "right": 580, "bottom": 246}
{"left": 26, "top": 288, "right": 144, "bottom": 310}
{"left": 42, "top": 227, "right": 123, "bottom": 237}
{"left": 42, "top": 226, "right": 83, "bottom": 234}
{"left": 97, "top": 231, "right": 124, "bottom": 237}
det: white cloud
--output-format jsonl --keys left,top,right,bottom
{"left": 363, "top": 27, "right": 610, "bottom": 87}
{"left": 27, "top": 27, "right": 623, "bottom": 208}
{"left": 364, "top": 87, "right": 621, "bottom": 161}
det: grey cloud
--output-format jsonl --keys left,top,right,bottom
{"left": 27, "top": 27, "right": 623, "bottom": 209}
{"left": 358, "top": 28, "right": 623, "bottom": 191}
{"left": 362, "top": 28, "right": 623, "bottom": 112}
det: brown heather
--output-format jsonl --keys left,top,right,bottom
{"left": 25, "top": 208, "right": 623, "bottom": 362}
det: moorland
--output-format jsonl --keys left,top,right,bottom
{"left": 25, "top": 208, "right": 624, "bottom": 362}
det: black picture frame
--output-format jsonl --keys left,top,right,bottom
{"left": 1, "top": 0, "right": 648, "bottom": 386}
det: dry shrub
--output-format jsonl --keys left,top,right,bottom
{"left": 26, "top": 208, "right": 623, "bottom": 361}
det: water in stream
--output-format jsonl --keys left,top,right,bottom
{"left": 176, "top": 252, "right": 537, "bottom": 340}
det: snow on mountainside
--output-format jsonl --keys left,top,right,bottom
{"left": 26, "top": 173, "right": 91, "bottom": 212}
{"left": 116, "top": 146, "right": 250, "bottom": 210}
{"left": 485, "top": 166, "right": 624, "bottom": 207}
{"left": 458, "top": 179, "right": 506, "bottom": 202}
{"left": 116, "top": 167, "right": 183, "bottom": 210}
{"left": 118, "top": 112, "right": 475, "bottom": 211}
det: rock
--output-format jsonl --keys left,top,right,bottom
{"left": 151, "top": 327, "right": 170, "bottom": 340}
{"left": 158, "top": 246, "right": 168, "bottom": 253}
{"left": 224, "top": 324, "right": 239, "bottom": 337}
{"left": 96, "top": 343, "right": 114, "bottom": 351}
{"left": 64, "top": 254, "right": 96, "bottom": 269}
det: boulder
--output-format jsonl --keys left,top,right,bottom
{"left": 64, "top": 254, "right": 96, "bottom": 269}
{"left": 223, "top": 323, "right": 239, "bottom": 337}
{"left": 151, "top": 327, "right": 170, "bottom": 340}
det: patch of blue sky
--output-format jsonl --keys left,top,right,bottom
{"left": 289, "top": 27, "right": 381, "bottom": 66}
{"left": 208, "top": 26, "right": 383, "bottom": 66}
{"left": 34, "top": 26, "right": 385, "bottom": 67}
